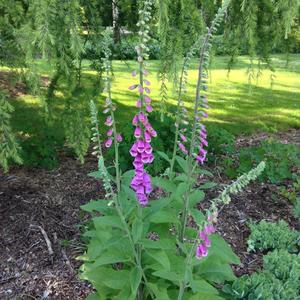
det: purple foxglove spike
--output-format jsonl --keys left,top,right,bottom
{"left": 146, "top": 105, "right": 153, "bottom": 112}
{"left": 116, "top": 134, "right": 123, "bottom": 142}
{"left": 144, "top": 144, "right": 153, "bottom": 154}
{"left": 136, "top": 100, "right": 142, "bottom": 108}
{"left": 178, "top": 143, "right": 188, "bottom": 155}
{"left": 200, "top": 131, "right": 207, "bottom": 139}
{"left": 105, "top": 138, "right": 113, "bottom": 148}
{"left": 144, "top": 87, "right": 150, "bottom": 94}
{"left": 107, "top": 129, "right": 113, "bottom": 137}
{"left": 129, "top": 84, "right": 138, "bottom": 90}
{"left": 132, "top": 115, "right": 139, "bottom": 126}
{"left": 134, "top": 127, "right": 142, "bottom": 138}
{"left": 105, "top": 116, "right": 113, "bottom": 126}
{"left": 196, "top": 243, "right": 208, "bottom": 259}
{"left": 144, "top": 79, "right": 151, "bottom": 86}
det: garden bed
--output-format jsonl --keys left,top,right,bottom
{"left": 0, "top": 129, "right": 299, "bottom": 299}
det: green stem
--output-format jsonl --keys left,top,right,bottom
{"left": 169, "top": 59, "right": 187, "bottom": 178}
{"left": 177, "top": 239, "right": 198, "bottom": 300}
{"left": 179, "top": 31, "right": 212, "bottom": 243}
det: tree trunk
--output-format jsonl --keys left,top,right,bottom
{"left": 112, "top": 0, "right": 120, "bottom": 43}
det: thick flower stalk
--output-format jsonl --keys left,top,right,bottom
{"left": 101, "top": 30, "right": 123, "bottom": 191}
{"left": 129, "top": 0, "right": 156, "bottom": 206}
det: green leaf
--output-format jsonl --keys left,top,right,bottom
{"left": 86, "top": 292, "right": 101, "bottom": 300}
{"left": 141, "top": 238, "right": 174, "bottom": 250}
{"left": 145, "top": 249, "right": 171, "bottom": 270}
{"left": 93, "top": 216, "right": 123, "bottom": 230}
{"left": 189, "top": 293, "right": 224, "bottom": 300}
{"left": 157, "top": 151, "right": 171, "bottom": 162}
{"left": 152, "top": 177, "right": 177, "bottom": 193}
{"left": 132, "top": 218, "right": 143, "bottom": 243}
{"left": 148, "top": 209, "right": 179, "bottom": 224}
{"left": 81, "top": 200, "right": 111, "bottom": 213}
{"left": 121, "top": 170, "right": 135, "bottom": 186}
{"left": 197, "top": 260, "right": 236, "bottom": 283}
{"left": 208, "top": 234, "right": 240, "bottom": 265}
{"left": 190, "top": 208, "right": 205, "bottom": 224}
{"left": 190, "top": 279, "right": 220, "bottom": 295}
{"left": 130, "top": 266, "right": 142, "bottom": 295}
{"left": 152, "top": 270, "right": 182, "bottom": 283}
{"left": 91, "top": 248, "right": 131, "bottom": 268}
{"left": 143, "top": 197, "right": 172, "bottom": 220}
{"left": 189, "top": 190, "right": 205, "bottom": 208}
{"left": 147, "top": 282, "right": 171, "bottom": 300}
{"left": 195, "top": 169, "right": 214, "bottom": 177}
{"left": 198, "top": 182, "right": 217, "bottom": 189}
{"left": 88, "top": 170, "right": 102, "bottom": 179}
{"left": 176, "top": 156, "right": 188, "bottom": 173}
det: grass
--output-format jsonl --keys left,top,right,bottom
{"left": 2, "top": 54, "right": 300, "bottom": 166}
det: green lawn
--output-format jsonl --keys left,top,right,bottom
{"left": 6, "top": 54, "right": 300, "bottom": 148}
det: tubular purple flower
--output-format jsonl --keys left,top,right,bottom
{"left": 144, "top": 95, "right": 151, "bottom": 104}
{"left": 134, "top": 127, "right": 142, "bottom": 138}
{"left": 105, "top": 116, "right": 113, "bottom": 126}
{"left": 129, "top": 84, "right": 138, "bottom": 90}
{"left": 116, "top": 134, "right": 123, "bottom": 142}
{"left": 179, "top": 133, "right": 187, "bottom": 142}
{"left": 132, "top": 70, "right": 137, "bottom": 77}
{"left": 105, "top": 138, "right": 113, "bottom": 148}
{"left": 136, "top": 100, "right": 142, "bottom": 108}
{"left": 144, "top": 79, "right": 151, "bottom": 86}
{"left": 132, "top": 115, "right": 139, "bottom": 126}
{"left": 146, "top": 105, "right": 153, "bottom": 112}
{"left": 196, "top": 244, "right": 208, "bottom": 259}
{"left": 144, "top": 87, "right": 150, "bottom": 94}
{"left": 144, "top": 130, "right": 151, "bottom": 142}
{"left": 107, "top": 128, "right": 113, "bottom": 136}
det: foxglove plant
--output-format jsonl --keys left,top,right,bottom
{"left": 80, "top": 1, "right": 266, "bottom": 299}
{"left": 129, "top": 0, "right": 156, "bottom": 206}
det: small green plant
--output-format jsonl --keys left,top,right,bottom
{"left": 247, "top": 220, "right": 300, "bottom": 253}
{"left": 279, "top": 176, "right": 300, "bottom": 203}
{"left": 236, "top": 140, "right": 300, "bottom": 184}
{"left": 224, "top": 250, "right": 300, "bottom": 300}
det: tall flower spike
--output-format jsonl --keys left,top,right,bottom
{"left": 129, "top": 0, "right": 155, "bottom": 206}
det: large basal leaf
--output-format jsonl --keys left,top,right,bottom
{"left": 157, "top": 151, "right": 171, "bottom": 162}
{"left": 152, "top": 270, "right": 183, "bottom": 283}
{"left": 145, "top": 249, "right": 171, "bottom": 270}
{"left": 147, "top": 282, "right": 171, "bottom": 300}
{"left": 121, "top": 169, "right": 135, "bottom": 186}
{"left": 152, "top": 177, "right": 177, "bottom": 193}
{"left": 132, "top": 218, "right": 143, "bottom": 243}
{"left": 197, "top": 260, "right": 236, "bottom": 283}
{"left": 130, "top": 266, "right": 143, "bottom": 296}
{"left": 93, "top": 215, "right": 124, "bottom": 230}
{"left": 81, "top": 199, "right": 111, "bottom": 213}
{"left": 189, "top": 293, "right": 225, "bottom": 300}
{"left": 190, "top": 279, "right": 220, "bottom": 295}
{"left": 175, "top": 156, "right": 188, "bottom": 173}
{"left": 89, "top": 247, "right": 132, "bottom": 268}
{"left": 208, "top": 234, "right": 240, "bottom": 265}
{"left": 143, "top": 197, "right": 172, "bottom": 220}
{"left": 148, "top": 208, "right": 179, "bottom": 224}
{"left": 189, "top": 190, "right": 205, "bottom": 208}
{"left": 141, "top": 238, "right": 174, "bottom": 250}
{"left": 190, "top": 208, "right": 205, "bottom": 224}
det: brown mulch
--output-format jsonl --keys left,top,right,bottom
{"left": 0, "top": 154, "right": 101, "bottom": 300}
{"left": 0, "top": 129, "right": 299, "bottom": 299}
